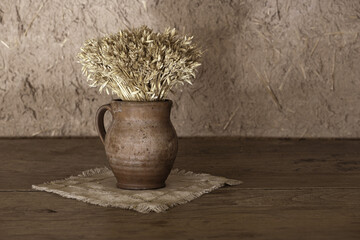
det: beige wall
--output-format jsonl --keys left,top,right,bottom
{"left": 0, "top": 0, "right": 360, "bottom": 137}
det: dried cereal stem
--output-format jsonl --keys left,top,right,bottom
{"left": 24, "top": 0, "right": 48, "bottom": 36}
{"left": 223, "top": 106, "right": 240, "bottom": 130}
{"left": 331, "top": 49, "right": 336, "bottom": 91}
{"left": 310, "top": 38, "right": 320, "bottom": 56}
{"left": 252, "top": 64, "right": 282, "bottom": 111}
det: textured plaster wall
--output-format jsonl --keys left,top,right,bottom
{"left": 0, "top": 0, "right": 360, "bottom": 137}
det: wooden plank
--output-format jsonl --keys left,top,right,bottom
{"left": 1, "top": 188, "right": 359, "bottom": 240}
{"left": 0, "top": 138, "right": 108, "bottom": 189}
{"left": 1, "top": 138, "right": 360, "bottom": 189}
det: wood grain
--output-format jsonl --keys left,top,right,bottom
{"left": 1, "top": 188, "right": 359, "bottom": 240}
{"left": 1, "top": 138, "right": 360, "bottom": 189}
{"left": 1, "top": 138, "right": 360, "bottom": 239}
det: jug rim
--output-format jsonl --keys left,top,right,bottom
{"left": 111, "top": 99, "right": 172, "bottom": 104}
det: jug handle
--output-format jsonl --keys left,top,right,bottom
{"left": 95, "top": 104, "right": 112, "bottom": 145}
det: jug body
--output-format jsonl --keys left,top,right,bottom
{"left": 96, "top": 100, "right": 178, "bottom": 190}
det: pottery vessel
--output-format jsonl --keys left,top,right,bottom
{"left": 95, "top": 100, "right": 178, "bottom": 190}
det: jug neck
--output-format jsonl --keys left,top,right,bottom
{"left": 110, "top": 100, "right": 173, "bottom": 120}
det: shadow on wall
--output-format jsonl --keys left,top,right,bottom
{"left": 144, "top": 0, "right": 360, "bottom": 138}
{"left": 144, "top": 0, "right": 251, "bottom": 136}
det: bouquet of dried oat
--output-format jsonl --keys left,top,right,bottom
{"left": 78, "top": 26, "right": 202, "bottom": 101}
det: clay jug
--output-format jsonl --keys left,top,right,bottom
{"left": 95, "top": 100, "right": 178, "bottom": 190}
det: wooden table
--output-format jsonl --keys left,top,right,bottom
{"left": 1, "top": 138, "right": 360, "bottom": 239}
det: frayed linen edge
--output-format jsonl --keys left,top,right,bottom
{"left": 32, "top": 167, "right": 242, "bottom": 214}
{"left": 171, "top": 168, "right": 242, "bottom": 186}
{"left": 32, "top": 166, "right": 110, "bottom": 187}
{"left": 32, "top": 180, "right": 237, "bottom": 214}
